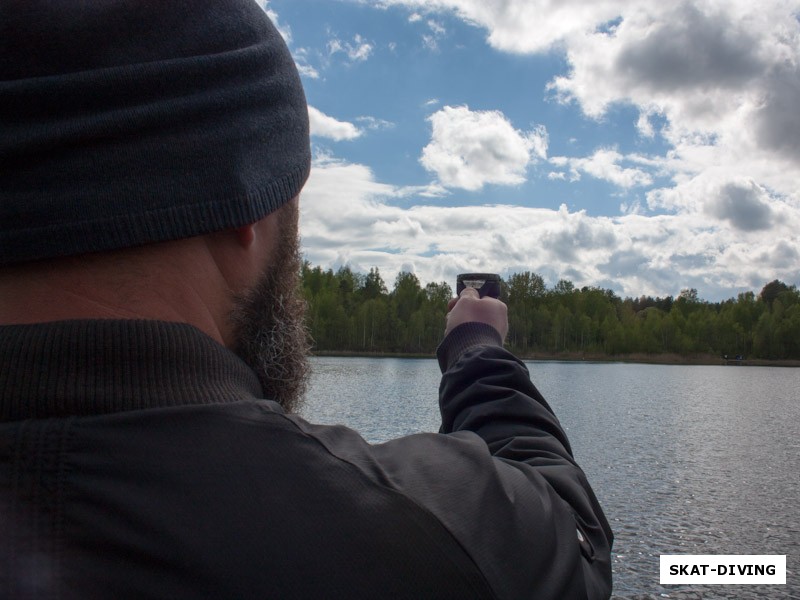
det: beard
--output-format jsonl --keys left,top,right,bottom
{"left": 229, "top": 202, "right": 311, "bottom": 413}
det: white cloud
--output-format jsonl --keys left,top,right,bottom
{"left": 304, "top": 1, "right": 800, "bottom": 298}
{"left": 546, "top": 2, "right": 800, "bottom": 214}
{"left": 292, "top": 47, "right": 320, "bottom": 79}
{"left": 407, "top": 10, "right": 447, "bottom": 50}
{"left": 619, "top": 199, "right": 644, "bottom": 216}
{"left": 356, "top": 116, "right": 396, "bottom": 131}
{"left": 636, "top": 110, "right": 656, "bottom": 138}
{"left": 422, "top": 34, "right": 439, "bottom": 51}
{"left": 647, "top": 173, "right": 786, "bottom": 234}
{"left": 420, "top": 105, "right": 548, "bottom": 190}
{"left": 551, "top": 148, "right": 654, "bottom": 189}
{"left": 328, "top": 34, "right": 374, "bottom": 62}
{"left": 378, "top": 0, "right": 800, "bottom": 219}
{"left": 296, "top": 62, "right": 320, "bottom": 79}
{"left": 308, "top": 106, "right": 362, "bottom": 141}
{"left": 378, "top": 0, "right": 628, "bottom": 54}
{"left": 307, "top": 110, "right": 393, "bottom": 140}
{"left": 545, "top": 3, "right": 780, "bottom": 126}
{"left": 300, "top": 155, "right": 800, "bottom": 300}
{"left": 427, "top": 19, "right": 446, "bottom": 36}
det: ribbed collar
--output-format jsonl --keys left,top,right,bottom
{"left": 0, "top": 320, "right": 264, "bottom": 421}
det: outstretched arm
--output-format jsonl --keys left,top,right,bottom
{"left": 430, "top": 287, "right": 614, "bottom": 598}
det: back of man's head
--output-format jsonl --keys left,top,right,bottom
{"left": 0, "top": 0, "right": 310, "bottom": 265}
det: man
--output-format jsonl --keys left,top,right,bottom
{"left": 0, "top": 1, "right": 612, "bottom": 598}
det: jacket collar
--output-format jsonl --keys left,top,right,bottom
{"left": 0, "top": 320, "right": 263, "bottom": 421}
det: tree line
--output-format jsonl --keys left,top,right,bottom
{"left": 301, "top": 262, "right": 800, "bottom": 360}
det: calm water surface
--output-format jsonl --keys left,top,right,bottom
{"left": 300, "top": 357, "right": 799, "bottom": 599}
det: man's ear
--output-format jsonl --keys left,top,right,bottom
{"left": 201, "top": 223, "right": 263, "bottom": 295}
{"left": 234, "top": 224, "right": 256, "bottom": 248}
{"left": 205, "top": 213, "right": 281, "bottom": 291}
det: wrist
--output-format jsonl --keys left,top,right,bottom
{"left": 436, "top": 322, "right": 503, "bottom": 373}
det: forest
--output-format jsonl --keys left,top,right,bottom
{"left": 300, "top": 262, "right": 800, "bottom": 361}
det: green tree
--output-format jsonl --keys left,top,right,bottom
{"left": 392, "top": 272, "right": 423, "bottom": 323}
{"left": 299, "top": 263, "right": 800, "bottom": 360}
{"left": 760, "top": 279, "right": 790, "bottom": 308}
{"left": 361, "top": 267, "right": 387, "bottom": 300}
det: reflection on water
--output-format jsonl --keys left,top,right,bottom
{"left": 301, "top": 358, "right": 799, "bottom": 599}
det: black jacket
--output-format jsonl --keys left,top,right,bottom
{"left": 0, "top": 319, "right": 612, "bottom": 599}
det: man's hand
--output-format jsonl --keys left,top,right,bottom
{"left": 444, "top": 287, "right": 508, "bottom": 341}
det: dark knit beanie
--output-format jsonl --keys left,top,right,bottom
{"left": 0, "top": 0, "right": 310, "bottom": 265}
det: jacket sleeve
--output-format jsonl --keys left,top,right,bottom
{"left": 289, "top": 322, "right": 613, "bottom": 599}
{"left": 426, "top": 321, "right": 613, "bottom": 599}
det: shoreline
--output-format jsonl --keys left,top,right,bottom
{"left": 311, "top": 350, "right": 800, "bottom": 367}
{"left": 519, "top": 351, "right": 800, "bottom": 367}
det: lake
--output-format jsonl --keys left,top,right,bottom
{"left": 299, "top": 357, "right": 799, "bottom": 599}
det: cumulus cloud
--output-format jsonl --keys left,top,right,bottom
{"left": 754, "top": 68, "right": 800, "bottom": 162}
{"left": 760, "top": 240, "right": 800, "bottom": 269}
{"left": 546, "top": 2, "right": 784, "bottom": 130}
{"left": 647, "top": 172, "right": 785, "bottom": 236}
{"left": 378, "top": 0, "right": 626, "bottom": 54}
{"left": 308, "top": 106, "right": 362, "bottom": 141}
{"left": 704, "top": 181, "right": 775, "bottom": 232}
{"left": 420, "top": 105, "right": 548, "bottom": 190}
{"left": 300, "top": 156, "right": 800, "bottom": 300}
{"left": 544, "top": 2, "right": 800, "bottom": 216}
{"left": 613, "top": 5, "right": 763, "bottom": 94}
{"left": 378, "top": 0, "right": 800, "bottom": 213}
{"left": 298, "top": 1, "right": 800, "bottom": 299}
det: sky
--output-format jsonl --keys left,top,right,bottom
{"left": 261, "top": 0, "right": 800, "bottom": 302}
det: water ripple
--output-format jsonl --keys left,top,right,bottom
{"left": 303, "top": 358, "right": 800, "bottom": 598}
